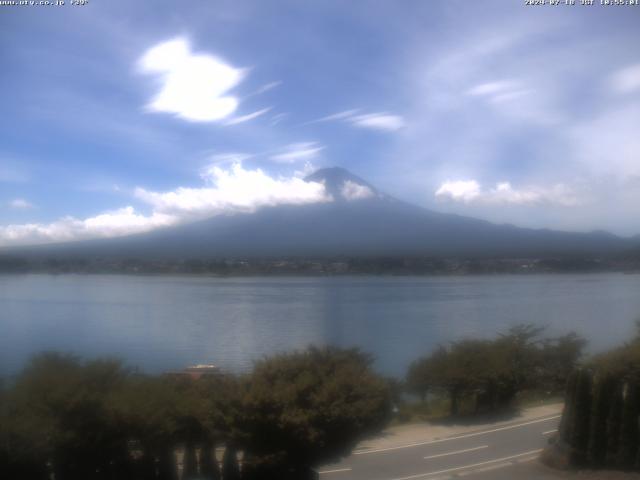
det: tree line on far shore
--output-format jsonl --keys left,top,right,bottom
{"left": 0, "top": 324, "right": 598, "bottom": 480}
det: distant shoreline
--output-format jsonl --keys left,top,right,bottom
{"left": 1, "top": 255, "right": 640, "bottom": 277}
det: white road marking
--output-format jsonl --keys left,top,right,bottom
{"left": 516, "top": 455, "right": 539, "bottom": 463}
{"left": 457, "top": 454, "right": 538, "bottom": 476}
{"left": 387, "top": 449, "right": 543, "bottom": 480}
{"left": 542, "top": 429, "right": 557, "bottom": 435}
{"left": 423, "top": 445, "right": 488, "bottom": 460}
{"left": 354, "top": 415, "right": 561, "bottom": 455}
{"left": 457, "top": 461, "right": 511, "bottom": 476}
{"left": 318, "top": 467, "right": 353, "bottom": 474}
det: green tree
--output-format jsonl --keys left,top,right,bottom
{"left": 592, "top": 322, "right": 640, "bottom": 378}
{"left": 112, "top": 375, "right": 183, "bottom": 480}
{"left": 558, "top": 370, "right": 578, "bottom": 445}
{"left": 447, "top": 340, "right": 499, "bottom": 414}
{"left": 236, "top": 346, "right": 391, "bottom": 478}
{"left": 569, "top": 368, "right": 592, "bottom": 466}
{"left": 605, "top": 381, "right": 624, "bottom": 466}
{"left": 406, "top": 345, "right": 475, "bottom": 415}
{"left": 539, "top": 332, "right": 586, "bottom": 394}
{"left": 406, "top": 354, "right": 438, "bottom": 403}
{"left": 222, "top": 445, "right": 241, "bottom": 480}
{"left": 492, "top": 324, "right": 545, "bottom": 405}
{"left": 587, "top": 373, "right": 615, "bottom": 467}
{"left": 7, "top": 352, "right": 131, "bottom": 480}
{"left": 406, "top": 325, "right": 551, "bottom": 416}
{"left": 617, "top": 380, "right": 640, "bottom": 468}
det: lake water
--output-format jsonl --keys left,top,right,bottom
{"left": 1, "top": 273, "right": 639, "bottom": 378}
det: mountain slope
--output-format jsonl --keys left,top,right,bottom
{"left": 4, "top": 167, "right": 634, "bottom": 259}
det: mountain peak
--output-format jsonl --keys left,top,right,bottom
{"left": 305, "top": 167, "right": 379, "bottom": 201}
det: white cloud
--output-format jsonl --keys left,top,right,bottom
{"left": 249, "top": 81, "right": 282, "bottom": 96}
{"left": 487, "top": 182, "right": 581, "bottom": 206}
{"left": 383, "top": 16, "right": 639, "bottom": 233}
{"left": 610, "top": 64, "right": 640, "bottom": 94}
{"left": 467, "top": 80, "right": 539, "bottom": 106}
{"left": 0, "top": 207, "right": 177, "bottom": 247}
{"left": 435, "top": 180, "right": 481, "bottom": 203}
{"left": 466, "top": 79, "right": 541, "bottom": 117}
{"left": 269, "top": 142, "right": 325, "bottom": 163}
{"left": 321, "top": 109, "right": 360, "bottom": 121}
{"left": 139, "top": 37, "right": 245, "bottom": 122}
{"left": 303, "top": 109, "right": 405, "bottom": 132}
{"left": 135, "top": 163, "right": 331, "bottom": 217}
{"left": 293, "top": 161, "right": 317, "bottom": 179}
{"left": 225, "top": 107, "right": 272, "bottom": 125}
{"left": 270, "top": 113, "right": 288, "bottom": 126}
{"left": 0, "top": 164, "right": 332, "bottom": 247}
{"left": 466, "top": 80, "right": 520, "bottom": 97}
{"left": 570, "top": 103, "right": 640, "bottom": 178}
{"left": 304, "top": 109, "right": 360, "bottom": 125}
{"left": 341, "top": 180, "right": 375, "bottom": 201}
{"left": 435, "top": 180, "right": 581, "bottom": 206}
{"left": 9, "top": 198, "right": 33, "bottom": 209}
{"left": 205, "top": 152, "right": 253, "bottom": 167}
{"left": 349, "top": 113, "right": 405, "bottom": 131}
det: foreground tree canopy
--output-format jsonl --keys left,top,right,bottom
{"left": 406, "top": 324, "right": 586, "bottom": 415}
{"left": 238, "top": 347, "right": 391, "bottom": 476}
{"left": 0, "top": 347, "right": 391, "bottom": 480}
{"left": 0, "top": 325, "right": 598, "bottom": 479}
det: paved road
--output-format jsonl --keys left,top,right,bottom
{"left": 317, "top": 413, "right": 561, "bottom": 480}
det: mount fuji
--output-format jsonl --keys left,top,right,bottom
{"left": 5, "top": 167, "right": 632, "bottom": 259}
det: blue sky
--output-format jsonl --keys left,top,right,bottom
{"left": 1, "top": 0, "right": 639, "bottom": 245}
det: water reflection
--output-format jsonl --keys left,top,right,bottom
{"left": 1, "top": 273, "right": 639, "bottom": 377}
